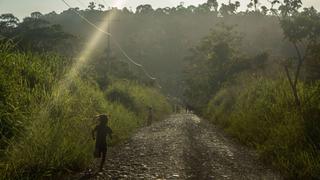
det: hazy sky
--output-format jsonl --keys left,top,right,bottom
{"left": 0, "top": 0, "right": 319, "bottom": 19}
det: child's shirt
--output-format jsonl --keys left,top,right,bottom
{"left": 94, "top": 124, "right": 113, "bottom": 150}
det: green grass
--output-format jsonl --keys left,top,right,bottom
{"left": 107, "top": 81, "right": 171, "bottom": 122}
{"left": 205, "top": 77, "right": 320, "bottom": 178}
{"left": 0, "top": 44, "right": 171, "bottom": 179}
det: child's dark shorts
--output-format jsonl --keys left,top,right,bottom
{"left": 94, "top": 146, "right": 107, "bottom": 158}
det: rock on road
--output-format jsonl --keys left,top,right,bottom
{"left": 81, "top": 114, "right": 281, "bottom": 180}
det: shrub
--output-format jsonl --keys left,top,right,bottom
{"left": 107, "top": 81, "right": 171, "bottom": 123}
{"left": 0, "top": 44, "right": 171, "bottom": 179}
{"left": 206, "top": 77, "right": 320, "bottom": 178}
{"left": 106, "top": 88, "right": 138, "bottom": 113}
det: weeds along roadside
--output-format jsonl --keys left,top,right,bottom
{"left": 204, "top": 77, "right": 320, "bottom": 179}
{"left": 0, "top": 44, "right": 171, "bottom": 179}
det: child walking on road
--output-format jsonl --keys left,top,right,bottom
{"left": 147, "top": 106, "right": 153, "bottom": 126}
{"left": 92, "top": 114, "right": 113, "bottom": 172}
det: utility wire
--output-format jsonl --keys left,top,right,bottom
{"left": 62, "top": 0, "right": 111, "bottom": 36}
{"left": 112, "top": 39, "right": 143, "bottom": 67}
{"left": 61, "top": 0, "right": 160, "bottom": 84}
{"left": 141, "top": 67, "right": 156, "bottom": 80}
{"left": 98, "top": 0, "right": 161, "bottom": 88}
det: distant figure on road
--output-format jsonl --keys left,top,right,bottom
{"left": 147, "top": 106, "right": 153, "bottom": 126}
{"left": 185, "top": 104, "right": 193, "bottom": 114}
{"left": 92, "top": 114, "right": 113, "bottom": 172}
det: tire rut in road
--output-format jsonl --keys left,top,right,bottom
{"left": 183, "top": 115, "right": 213, "bottom": 179}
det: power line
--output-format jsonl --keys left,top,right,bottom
{"left": 60, "top": 0, "right": 161, "bottom": 86}
{"left": 62, "top": 0, "right": 111, "bottom": 36}
{"left": 112, "top": 39, "right": 143, "bottom": 67}
{"left": 96, "top": 0, "right": 160, "bottom": 85}
{"left": 142, "top": 66, "right": 157, "bottom": 80}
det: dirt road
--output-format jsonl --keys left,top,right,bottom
{"left": 80, "top": 114, "right": 281, "bottom": 179}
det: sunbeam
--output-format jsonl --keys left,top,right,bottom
{"left": 56, "top": 0, "right": 126, "bottom": 96}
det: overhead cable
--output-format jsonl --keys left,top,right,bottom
{"left": 61, "top": 0, "right": 159, "bottom": 82}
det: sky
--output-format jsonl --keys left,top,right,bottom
{"left": 0, "top": 0, "right": 320, "bottom": 19}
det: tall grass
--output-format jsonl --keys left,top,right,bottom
{"left": 106, "top": 81, "right": 171, "bottom": 123}
{"left": 205, "top": 77, "right": 320, "bottom": 178}
{"left": 0, "top": 44, "right": 171, "bottom": 179}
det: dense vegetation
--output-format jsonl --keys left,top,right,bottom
{"left": 0, "top": 7, "right": 171, "bottom": 178}
{"left": 184, "top": 0, "right": 320, "bottom": 178}
{"left": 1, "top": 0, "right": 295, "bottom": 96}
{"left": 0, "top": 43, "right": 171, "bottom": 178}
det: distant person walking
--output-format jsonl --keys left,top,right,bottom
{"left": 92, "top": 114, "right": 113, "bottom": 172}
{"left": 147, "top": 106, "right": 153, "bottom": 126}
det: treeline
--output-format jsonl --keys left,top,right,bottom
{"left": 183, "top": 1, "right": 320, "bottom": 178}
{"left": 0, "top": 12, "right": 79, "bottom": 55}
{"left": 1, "top": 0, "right": 295, "bottom": 96}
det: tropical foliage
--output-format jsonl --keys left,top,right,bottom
{"left": 183, "top": 1, "right": 320, "bottom": 178}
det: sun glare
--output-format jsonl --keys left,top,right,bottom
{"left": 56, "top": 0, "right": 126, "bottom": 96}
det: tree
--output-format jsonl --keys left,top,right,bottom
{"left": 12, "top": 17, "right": 76, "bottom": 54}
{"left": 195, "top": 3, "right": 211, "bottom": 14}
{"left": 207, "top": 0, "right": 219, "bottom": 12}
{"left": 271, "top": 0, "right": 319, "bottom": 107}
{"left": 155, "top": 7, "right": 170, "bottom": 15}
{"left": 219, "top": 2, "right": 240, "bottom": 16}
{"left": 247, "top": 2, "right": 254, "bottom": 12}
{"left": 187, "top": 5, "right": 197, "bottom": 13}
{"left": 136, "top": 4, "right": 154, "bottom": 14}
{"left": 46, "top": 11, "right": 57, "bottom": 17}
{"left": 278, "top": 0, "right": 302, "bottom": 17}
{"left": 155, "top": 8, "right": 165, "bottom": 15}
{"left": 0, "top": 13, "right": 19, "bottom": 29}
{"left": 252, "top": 0, "right": 259, "bottom": 11}
{"left": 184, "top": 25, "right": 241, "bottom": 111}
{"left": 0, "top": 14, "right": 19, "bottom": 35}
{"left": 122, "top": 7, "right": 132, "bottom": 15}
{"left": 88, "top": 2, "right": 96, "bottom": 10}
{"left": 176, "top": 3, "right": 188, "bottom": 15}
{"left": 20, "top": 17, "right": 50, "bottom": 29}
{"left": 98, "top": 4, "right": 105, "bottom": 11}
{"left": 235, "top": 1, "right": 241, "bottom": 12}
{"left": 30, "top": 11, "right": 43, "bottom": 19}
{"left": 261, "top": 6, "right": 269, "bottom": 15}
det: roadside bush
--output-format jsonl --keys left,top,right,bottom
{"left": 106, "top": 88, "right": 137, "bottom": 113}
{"left": 2, "top": 78, "right": 143, "bottom": 179}
{"left": 0, "top": 44, "right": 64, "bottom": 150}
{"left": 0, "top": 45, "right": 171, "bottom": 179}
{"left": 205, "top": 87, "right": 235, "bottom": 127}
{"left": 206, "top": 77, "right": 320, "bottom": 178}
{"left": 107, "top": 81, "right": 171, "bottom": 123}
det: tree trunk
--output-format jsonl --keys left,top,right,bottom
{"left": 284, "top": 66, "right": 301, "bottom": 107}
